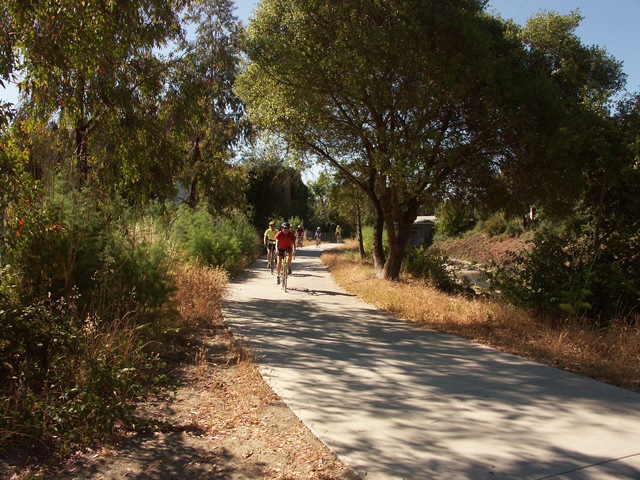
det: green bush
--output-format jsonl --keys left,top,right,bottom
{"left": 1, "top": 193, "right": 177, "bottom": 458}
{"left": 435, "top": 200, "right": 475, "bottom": 237}
{"left": 401, "top": 246, "right": 459, "bottom": 292}
{"left": 482, "top": 214, "right": 507, "bottom": 237}
{"left": 170, "top": 205, "right": 260, "bottom": 275}
{"left": 360, "top": 225, "right": 388, "bottom": 259}
{"left": 490, "top": 224, "right": 640, "bottom": 321}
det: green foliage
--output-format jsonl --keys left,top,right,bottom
{"left": 360, "top": 225, "right": 387, "bottom": 260}
{"left": 482, "top": 214, "right": 507, "bottom": 237}
{"left": 0, "top": 294, "right": 158, "bottom": 455}
{"left": 505, "top": 222, "right": 524, "bottom": 238}
{"left": 287, "top": 215, "right": 305, "bottom": 231}
{"left": 401, "top": 246, "right": 459, "bottom": 292}
{"left": 435, "top": 200, "right": 475, "bottom": 237}
{"left": 170, "top": 205, "right": 260, "bottom": 276}
{"left": 0, "top": 192, "right": 180, "bottom": 458}
{"left": 244, "top": 160, "right": 310, "bottom": 230}
{"left": 490, "top": 222, "right": 640, "bottom": 321}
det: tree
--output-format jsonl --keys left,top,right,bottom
{"left": 167, "top": 0, "right": 248, "bottom": 209}
{"left": 236, "top": 0, "right": 576, "bottom": 280}
{"left": 7, "top": 0, "right": 182, "bottom": 183}
{"left": 327, "top": 173, "right": 371, "bottom": 258}
{"left": 245, "top": 156, "right": 310, "bottom": 230}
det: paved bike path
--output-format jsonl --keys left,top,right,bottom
{"left": 222, "top": 244, "right": 640, "bottom": 479}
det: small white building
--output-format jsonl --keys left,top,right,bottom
{"left": 407, "top": 216, "right": 436, "bottom": 247}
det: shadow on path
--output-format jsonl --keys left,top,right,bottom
{"left": 223, "top": 245, "right": 640, "bottom": 480}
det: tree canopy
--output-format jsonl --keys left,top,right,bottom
{"left": 236, "top": 0, "right": 609, "bottom": 279}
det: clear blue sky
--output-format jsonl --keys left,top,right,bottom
{"left": 2, "top": 1, "right": 638, "bottom": 103}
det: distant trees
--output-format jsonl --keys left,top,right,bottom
{"left": 167, "top": 0, "right": 248, "bottom": 209}
{"left": 244, "top": 156, "right": 310, "bottom": 230}
{"left": 236, "top": 0, "right": 613, "bottom": 280}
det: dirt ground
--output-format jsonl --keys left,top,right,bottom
{"left": 436, "top": 233, "right": 530, "bottom": 265}
{"left": 35, "top": 323, "right": 359, "bottom": 480}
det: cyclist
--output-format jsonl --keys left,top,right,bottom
{"left": 263, "top": 221, "right": 278, "bottom": 268}
{"left": 275, "top": 222, "right": 297, "bottom": 284}
{"left": 314, "top": 226, "right": 322, "bottom": 247}
{"left": 335, "top": 224, "right": 342, "bottom": 243}
{"left": 296, "top": 225, "right": 304, "bottom": 248}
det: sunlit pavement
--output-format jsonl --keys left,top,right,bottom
{"left": 223, "top": 243, "right": 640, "bottom": 480}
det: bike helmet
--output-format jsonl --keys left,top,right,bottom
{"left": 298, "top": 225, "right": 301, "bottom": 228}
{"left": 269, "top": 221, "right": 276, "bottom": 226}
{"left": 316, "top": 227, "right": 321, "bottom": 230}
{"left": 282, "top": 222, "right": 290, "bottom": 228}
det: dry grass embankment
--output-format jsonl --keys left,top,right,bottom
{"left": 321, "top": 247, "right": 640, "bottom": 393}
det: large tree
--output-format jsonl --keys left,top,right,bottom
{"left": 6, "top": 0, "right": 182, "bottom": 183}
{"left": 167, "top": 0, "right": 247, "bottom": 209}
{"left": 236, "top": 0, "right": 575, "bottom": 279}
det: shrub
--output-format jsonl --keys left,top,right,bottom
{"left": 482, "top": 214, "right": 507, "bottom": 237}
{"left": 170, "top": 205, "right": 260, "bottom": 275}
{"left": 401, "top": 246, "right": 459, "bottom": 292}
{"left": 1, "top": 193, "right": 178, "bottom": 459}
{"left": 435, "top": 200, "right": 474, "bottom": 237}
{"left": 490, "top": 224, "right": 640, "bottom": 321}
{"left": 360, "top": 225, "right": 388, "bottom": 260}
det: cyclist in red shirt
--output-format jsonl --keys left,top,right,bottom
{"left": 275, "top": 222, "right": 297, "bottom": 284}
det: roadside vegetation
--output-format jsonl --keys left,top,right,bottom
{"left": 0, "top": 194, "right": 260, "bottom": 474}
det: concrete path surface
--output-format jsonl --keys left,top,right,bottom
{"left": 222, "top": 244, "right": 640, "bottom": 479}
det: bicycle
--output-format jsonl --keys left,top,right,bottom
{"left": 267, "top": 242, "right": 277, "bottom": 275}
{"left": 315, "top": 234, "right": 321, "bottom": 248}
{"left": 281, "top": 256, "right": 289, "bottom": 291}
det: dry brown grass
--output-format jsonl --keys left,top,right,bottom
{"left": 173, "top": 264, "right": 229, "bottom": 329}
{"left": 322, "top": 247, "right": 640, "bottom": 393}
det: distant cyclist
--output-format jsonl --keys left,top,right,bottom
{"left": 335, "top": 224, "right": 342, "bottom": 243}
{"left": 314, "top": 226, "right": 322, "bottom": 247}
{"left": 263, "top": 221, "right": 278, "bottom": 268}
{"left": 275, "top": 222, "right": 297, "bottom": 284}
{"left": 296, "top": 225, "right": 304, "bottom": 248}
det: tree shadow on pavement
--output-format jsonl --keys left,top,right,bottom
{"left": 224, "top": 255, "right": 640, "bottom": 480}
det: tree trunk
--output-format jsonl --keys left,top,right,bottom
{"left": 187, "top": 137, "right": 201, "bottom": 207}
{"left": 371, "top": 205, "right": 385, "bottom": 276}
{"left": 356, "top": 200, "right": 365, "bottom": 259}
{"left": 380, "top": 215, "right": 414, "bottom": 280}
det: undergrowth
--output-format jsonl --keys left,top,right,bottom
{"left": 0, "top": 193, "right": 258, "bottom": 473}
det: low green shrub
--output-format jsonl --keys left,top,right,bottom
{"left": 170, "top": 205, "right": 260, "bottom": 275}
{"left": 1, "top": 193, "right": 177, "bottom": 459}
{"left": 482, "top": 214, "right": 507, "bottom": 237}
{"left": 490, "top": 224, "right": 640, "bottom": 321}
{"left": 401, "top": 246, "right": 459, "bottom": 292}
{"left": 435, "top": 200, "right": 475, "bottom": 237}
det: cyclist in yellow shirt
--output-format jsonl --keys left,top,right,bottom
{"left": 263, "top": 221, "right": 278, "bottom": 268}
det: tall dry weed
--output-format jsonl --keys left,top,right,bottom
{"left": 173, "top": 264, "right": 229, "bottom": 331}
{"left": 322, "top": 250, "right": 640, "bottom": 392}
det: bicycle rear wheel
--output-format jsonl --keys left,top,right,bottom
{"left": 282, "top": 263, "right": 288, "bottom": 291}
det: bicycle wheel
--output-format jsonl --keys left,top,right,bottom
{"left": 282, "top": 264, "right": 288, "bottom": 291}
{"left": 270, "top": 254, "right": 275, "bottom": 275}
